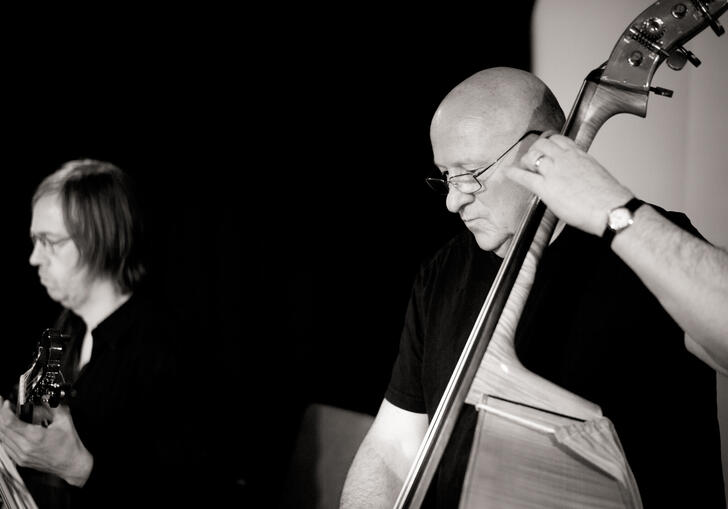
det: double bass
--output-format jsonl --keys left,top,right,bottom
{"left": 395, "top": 1, "right": 727, "bottom": 507}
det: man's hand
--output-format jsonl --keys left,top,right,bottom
{"left": 507, "top": 133, "right": 634, "bottom": 236}
{"left": 0, "top": 396, "right": 93, "bottom": 487}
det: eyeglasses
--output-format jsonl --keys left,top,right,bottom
{"left": 30, "top": 233, "right": 73, "bottom": 255}
{"left": 425, "top": 129, "right": 543, "bottom": 195}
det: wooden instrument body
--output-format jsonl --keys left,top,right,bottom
{"left": 461, "top": 398, "right": 639, "bottom": 509}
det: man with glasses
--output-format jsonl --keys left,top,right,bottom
{"left": 341, "top": 67, "right": 724, "bottom": 507}
{"left": 0, "top": 160, "right": 205, "bottom": 508}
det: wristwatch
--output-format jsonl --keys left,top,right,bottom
{"left": 603, "top": 197, "right": 645, "bottom": 246}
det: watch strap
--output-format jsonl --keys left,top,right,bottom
{"left": 603, "top": 197, "right": 645, "bottom": 246}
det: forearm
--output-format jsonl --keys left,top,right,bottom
{"left": 340, "top": 433, "right": 410, "bottom": 509}
{"left": 612, "top": 205, "right": 728, "bottom": 371}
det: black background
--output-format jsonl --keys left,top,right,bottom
{"left": 0, "top": 6, "right": 534, "bottom": 505}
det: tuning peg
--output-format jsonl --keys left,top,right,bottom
{"left": 667, "top": 46, "right": 702, "bottom": 70}
{"left": 694, "top": 0, "right": 725, "bottom": 36}
{"left": 649, "top": 86, "right": 674, "bottom": 97}
{"left": 682, "top": 47, "right": 701, "bottom": 66}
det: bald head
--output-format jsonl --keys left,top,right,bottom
{"left": 428, "top": 68, "right": 565, "bottom": 256}
{"left": 431, "top": 67, "right": 564, "bottom": 150}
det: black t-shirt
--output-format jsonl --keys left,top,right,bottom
{"left": 386, "top": 216, "right": 725, "bottom": 507}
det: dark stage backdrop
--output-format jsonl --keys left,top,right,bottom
{"left": 0, "top": 6, "right": 535, "bottom": 506}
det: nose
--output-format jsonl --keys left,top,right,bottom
{"left": 29, "top": 241, "right": 45, "bottom": 267}
{"left": 445, "top": 186, "right": 474, "bottom": 214}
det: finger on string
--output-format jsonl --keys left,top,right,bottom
{"left": 0, "top": 403, "right": 14, "bottom": 427}
{"left": 3, "top": 440, "right": 39, "bottom": 470}
{"left": 0, "top": 443, "right": 15, "bottom": 467}
{"left": 0, "top": 407, "right": 19, "bottom": 426}
{"left": 529, "top": 137, "right": 562, "bottom": 159}
{"left": 0, "top": 423, "right": 29, "bottom": 446}
{"left": 0, "top": 414, "right": 34, "bottom": 441}
{"left": 547, "top": 134, "right": 579, "bottom": 150}
{"left": 0, "top": 436, "right": 23, "bottom": 464}
{"left": 0, "top": 399, "right": 16, "bottom": 421}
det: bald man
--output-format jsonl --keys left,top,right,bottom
{"left": 340, "top": 68, "right": 724, "bottom": 507}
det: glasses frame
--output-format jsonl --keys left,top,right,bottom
{"left": 31, "top": 233, "right": 73, "bottom": 255}
{"left": 425, "top": 129, "right": 543, "bottom": 195}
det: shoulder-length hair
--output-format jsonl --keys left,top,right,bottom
{"left": 32, "top": 159, "right": 146, "bottom": 293}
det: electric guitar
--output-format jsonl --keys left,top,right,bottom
{"left": 0, "top": 329, "right": 69, "bottom": 509}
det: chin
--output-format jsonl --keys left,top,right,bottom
{"left": 473, "top": 232, "right": 509, "bottom": 255}
{"left": 46, "top": 291, "right": 62, "bottom": 305}
{"left": 44, "top": 287, "right": 65, "bottom": 305}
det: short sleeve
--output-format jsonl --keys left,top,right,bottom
{"left": 385, "top": 265, "right": 428, "bottom": 413}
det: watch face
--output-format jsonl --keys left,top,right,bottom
{"left": 608, "top": 208, "right": 633, "bottom": 231}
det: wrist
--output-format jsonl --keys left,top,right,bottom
{"left": 63, "top": 449, "right": 94, "bottom": 487}
{"left": 588, "top": 188, "right": 634, "bottom": 236}
{"left": 602, "top": 197, "right": 645, "bottom": 247}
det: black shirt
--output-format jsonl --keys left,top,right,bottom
{"left": 386, "top": 217, "right": 724, "bottom": 507}
{"left": 23, "top": 291, "right": 212, "bottom": 508}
